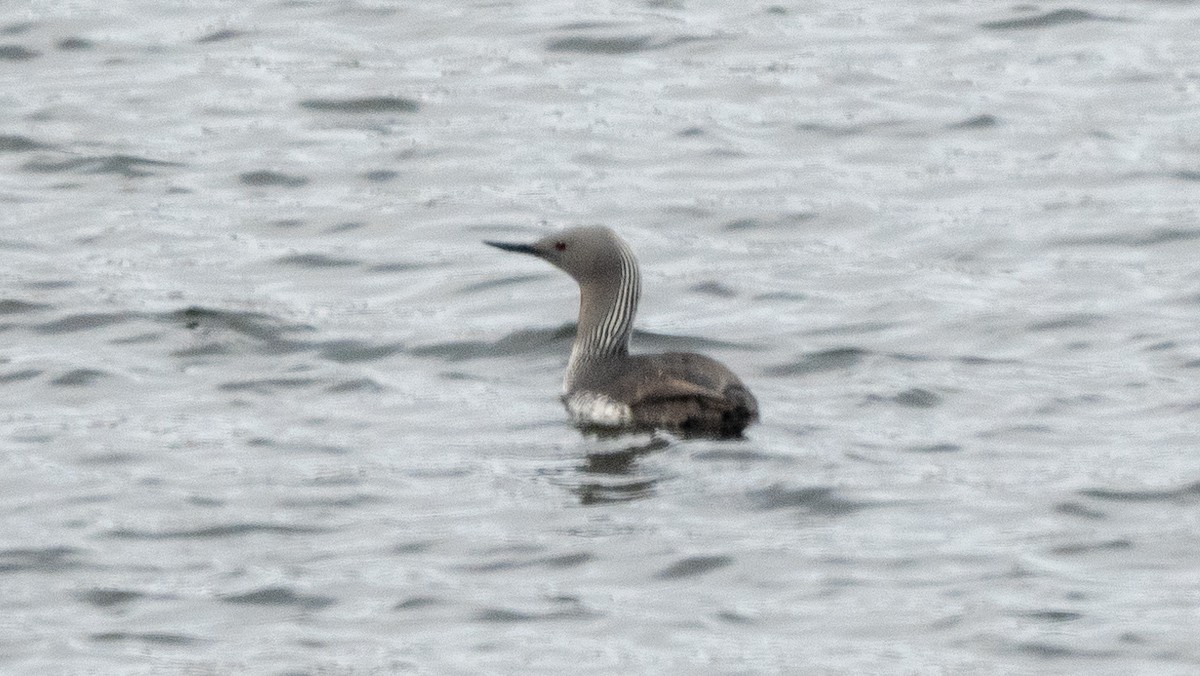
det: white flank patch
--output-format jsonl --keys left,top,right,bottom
{"left": 565, "top": 391, "right": 633, "bottom": 427}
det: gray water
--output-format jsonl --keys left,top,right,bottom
{"left": 3, "top": 1, "right": 1200, "bottom": 673}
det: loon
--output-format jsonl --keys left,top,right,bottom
{"left": 485, "top": 226, "right": 758, "bottom": 438}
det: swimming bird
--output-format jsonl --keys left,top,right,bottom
{"left": 485, "top": 226, "right": 759, "bottom": 438}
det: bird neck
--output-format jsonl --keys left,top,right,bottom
{"left": 565, "top": 245, "right": 641, "bottom": 390}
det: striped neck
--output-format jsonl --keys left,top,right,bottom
{"left": 565, "top": 239, "right": 640, "bottom": 390}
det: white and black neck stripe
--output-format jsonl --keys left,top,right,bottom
{"left": 565, "top": 239, "right": 640, "bottom": 390}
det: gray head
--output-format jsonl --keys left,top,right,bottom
{"left": 485, "top": 225, "right": 634, "bottom": 285}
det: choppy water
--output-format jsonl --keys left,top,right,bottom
{"left": 3, "top": 1, "right": 1200, "bottom": 673}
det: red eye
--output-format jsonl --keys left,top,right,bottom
{"left": 554, "top": 241, "right": 567, "bottom": 251}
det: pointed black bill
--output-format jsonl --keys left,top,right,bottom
{"left": 484, "top": 240, "right": 539, "bottom": 255}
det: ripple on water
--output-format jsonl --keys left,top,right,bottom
{"left": 196, "top": 29, "right": 245, "bottom": 44}
{"left": 0, "top": 45, "right": 40, "bottom": 60}
{"left": 222, "top": 586, "right": 336, "bottom": 610}
{"left": 239, "top": 170, "right": 309, "bottom": 188}
{"left": 299, "top": 96, "right": 420, "bottom": 113}
{"left": 0, "top": 368, "right": 42, "bottom": 383}
{"left": 22, "top": 154, "right": 181, "bottom": 178}
{"left": 49, "top": 368, "right": 109, "bottom": 386}
{"left": 410, "top": 325, "right": 572, "bottom": 361}
{"left": 107, "top": 523, "right": 329, "bottom": 540}
{"left": 474, "top": 596, "right": 595, "bottom": 623}
{"left": 460, "top": 551, "right": 595, "bottom": 573}
{"left": 0, "top": 135, "right": 50, "bottom": 152}
{"left": 1077, "top": 480, "right": 1200, "bottom": 503}
{"left": 33, "top": 312, "right": 130, "bottom": 334}
{"left": 980, "top": 9, "right": 1123, "bottom": 31}
{"left": 0, "top": 546, "right": 84, "bottom": 572}
{"left": 76, "top": 588, "right": 144, "bottom": 608}
{"left": 90, "top": 632, "right": 201, "bottom": 646}
{"left": 764, "top": 347, "right": 868, "bottom": 377}
{"left": 748, "top": 484, "right": 869, "bottom": 516}
{"left": 653, "top": 555, "right": 734, "bottom": 580}
{"left": 275, "top": 253, "right": 361, "bottom": 269}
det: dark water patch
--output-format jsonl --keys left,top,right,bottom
{"left": 23, "top": 154, "right": 181, "bottom": 177}
{"left": 218, "top": 377, "right": 320, "bottom": 393}
{"left": 749, "top": 484, "right": 868, "bottom": 516}
{"left": 171, "top": 342, "right": 230, "bottom": 357}
{"left": 0, "top": 546, "right": 83, "bottom": 573}
{"left": 677, "top": 126, "right": 705, "bottom": 137}
{"left": 546, "top": 35, "right": 652, "bottom": 54}
{"left": 636, "top": 328, "right": 758, "bottom": 352}
{"left": 109, "top": 331, "right": 160, "bottom": 345}
{"left": 299, "top": 96, "right": 419, "bottom": 113}
{"left": 947, "top": 114, "right": 999, "bottom": 129}
{"left": 0, "top": 135, "right": 49, "bottom": 152}
{"left": 958, "top": 355, "right": 1021, "bottom": 366}
{"left": 108, "top": 523, "right": 328, "bottom": 539}
{"left": 411, "top": 325, "right": 572, "bottom": 361}
{"left": 1049, "top": 538, "right": 1133, "bottom": 556}
{"left": 905, "top": 443, "right": 961, "bottom": 454}
{"left": 1013, "top": 641, "right": 1118, "bottom": 659}
{"left": 1055, "top": 501, "right": 1106, "bottom": 519}
{"left": 368, "top": 261, "right": 424, "bottom": 273}
{"left": 50, "top": 369, "right": 108, "bottom": 386}
{"left": 764, "top": 347, "right": 868, "bottom": 377}
{"left": 270, "top": 218, "right": 305, "bottom": 228}
{"left": 654, "top": 555, "right": 733, "bottom": 580}
{"left": 892, "top": 387, "right": 942, "bottom": 408}
{"left": 362, "top": 169, "right": 398, "bottom": 182}
{"left": 276, "top": 253, "right": 360, "bottom": 268}
{"left": 33, "top": 312, "right": 129, "bottom": 334}
{"left": 77, "top": 451, "right": 140, "bottom": 466}
{"left": 326, "top": 221, "right": 365, "bottom": 233}
{"left": 240, "top": 170, "right": 308, "bottom": 187}
{"left": 279, "top": 493, "right": 383, "bottom": 509}
{"left": 716, "top": 610, "right": 756, "bottom": 624}
{"left": 463, "top": 552, "right": 594, "bottom": 573}
{"left": 1023, "top": 609, "right": 1084, "bottom": 622}
{"left": 393, "top": 596, "right": 441, "bottom": 610}
{"left": 91, "top": 632, "right": 200, "bottom": 645}
{"left": 475, "top": 598, "right": 593, "bottom": 622}
{"left": 318, "top": 340, "right": 404, "bottom": 363}
{"left": 0, "top": 368, "right": 42, "bottom": 383}
{"left": 0, "top": 44, "right": 40, "bottom": 60}
{"left": 223, "top": 586, "right": 335, "bottom": 609}
{"left": 796, "top": 120, "right": 907, "bottom": 137}
{"left": 1026, "top": 313, "right": 1102, "bottom": 332}
{"left": 167, "top": 306, "right": 315, "bottom": 346}
{"left": 1055, "top": 227, "right": 1200, "bottom": 247}
{"left": 326, "top": 377, "right": 385, "bottom": 393}
{"left": 24, "top": 279, "right": 74, "bottom": 289}
{"left": 393, "top": 540, "right": 435, "bottom": 554}
{"left": 980, "top": 9, "right": 1122, "bottom": 30}
{"left": 196, "top": 29, "right": 244, "bottom": 43}
{"left": 0, "top": 299, "right": 50, "bottom": 314}
{"left": 78, "top": 588, "right": 143, "bottom": 607}
{"left": 574, "top": 478, "right": 658, "bottom": 505}
{"left": 1174, "top": 170, "right": 1200, "bottom": 182}
{"left": 57, "top": 37, "right": 93, "bottom": 50}
{"left": 690, "top": 281, "right": 737, "bottom": 298}
{"left": 694, "top": 448, "right": 794, "bottom": 463}
{"left": 1, "top": 21, "right": 36, "bottom": 35}
{"left": 1078, "top": 480, "right": 1200, "bottom": 503}
{"left": 805, "top": 321, "right": 896, "bottom": 337}
{"left": 724, "top": 211, "right": 819, "bottom": 231}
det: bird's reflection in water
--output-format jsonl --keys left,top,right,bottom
{"left": 571, "top": 431, "right": 672, "bottom": 505}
